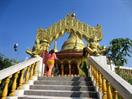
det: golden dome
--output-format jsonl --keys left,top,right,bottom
{"left": 61, "top": 33, "right": 84, "bottom": 51}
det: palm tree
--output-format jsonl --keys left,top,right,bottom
{"left": 106, "top": 38, "right": 132, "bottom": 66}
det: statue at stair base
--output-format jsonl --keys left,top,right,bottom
{"left": 26, "top": 38, "right": 49, "bottom": 57}
{"left": 87, "top": 36, "right": 106, "bottom": 56}
{"left": 78, "top": 47, "right": 89, "bottom": 77}
{"left": 78, "top": 44, "right": 106, "bottom": 77}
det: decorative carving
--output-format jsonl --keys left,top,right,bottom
{"left": 87, "top": 37, "right": 106, "bottom": 56}
{"left": 26, "top": 13, "right": 103, "bottom": 56}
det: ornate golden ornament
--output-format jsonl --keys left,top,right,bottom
{"left": 26, "top": 13, "right": 104, "bottom": 56}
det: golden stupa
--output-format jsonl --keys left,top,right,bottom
{"left": 61, "top": 32, "right": 84, "bottom": 51}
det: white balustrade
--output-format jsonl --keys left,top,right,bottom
{"left": 0, "top": 56, "right": 43, "bottom": 80}
{"left": 88, "top": 56, "right": 132, "bottom": 99}
{"left": 0, "top": 56, "right": 43, "bottom": 99}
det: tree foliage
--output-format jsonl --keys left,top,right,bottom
{"left": 106, "top": 38, "right": 132, "bottom": 66}
{"left": 0, "top": 53, "right": 17, "bottom": 70}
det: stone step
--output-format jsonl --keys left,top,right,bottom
{"left": 23, "top": 90, "right": 99, "bottom": 98}
{"left": 34, "top": 80, "right": 93, "bottom": 86}
{"left": 18, "top": 95, "right": 97, "bottom": 99}
{"left": 18, "top": 76, "right": 98, "bottom": 99}
{"left": 38, "top": 76, "right": 91, "bottom": 81}
{"left": 30, "top": 85, "right": 96, "bottom": 91}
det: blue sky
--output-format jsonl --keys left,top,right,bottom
{"left": 0, "top": 0, "right": 132, "bottom": 66}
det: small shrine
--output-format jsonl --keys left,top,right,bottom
{"left": 26, "top": 13, "right": 106, "bottom": 76}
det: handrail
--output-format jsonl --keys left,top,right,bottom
{"left": 115, "top": 66, "right": 132, "bottom": 70}
{"left": 0, "top": 56, "right": 43, "bottom": 99}
{"left": 0, "top": 56, "right": 42, "bottom": 80}
{"left": 88, "top": 56, "right": 132, "bottom": 99}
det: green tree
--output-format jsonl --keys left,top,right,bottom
{"left": 0, "top": 53, "right": 17, "bottom": 70}
{"left": 106, "top": 38, "right": 132, "bottom": 66}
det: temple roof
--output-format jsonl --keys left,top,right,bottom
{"left": 36, "top": 13, "right": 103, "bottom": 45}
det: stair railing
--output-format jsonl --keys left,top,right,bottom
{"left": 88, "top": 56, "right": 132, "bottom": 99}
{"left": 0, "top": 56, "right": 43, "bottom": 99}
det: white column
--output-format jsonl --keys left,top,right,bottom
{"left": 36, "top": 56, "right": 43, "bottom": 76}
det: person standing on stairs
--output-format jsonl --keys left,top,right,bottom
{"left": 46, "top": 49, "right": 58, "bottom": 77}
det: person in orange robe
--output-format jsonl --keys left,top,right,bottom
{"left": 46, "top": 49, "right": 57, "bottom": 77}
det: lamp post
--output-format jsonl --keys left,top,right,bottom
{"left": 13, "top": 43, "right": 19, "bottom": 63}
{"left": 13, "top": 43, "right": 19, "bottom": 52}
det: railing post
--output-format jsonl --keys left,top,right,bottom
{"left": 113, "top": 89, "right": 118, "bottom": 99}
{"left": 29, "top": 64, "right": 35, "bottom": 80}
{"left": 99, "top": 72, "right": 102, "bottom": 92}
{"left": 107, "top": 82, "right": 112, "bottom": 99}
{"left": 93, "top": 66, "right": 96, "bottom": 84}
{"left": 25, "top": 66, "right": 30, "bottom": 84}
{"left": 1, "top": 76, "right": 11, "bottom": 99}
{"left": 9, "top": 72, "right": 19, "bottom": 96}
{"left": 90, "top": 65, "right": 93, "bottom": 80}
{"left": 102, "top": 77, "right": 107, "bottom": 99}
{"left": 91, "top": 65, "right": 94, "bottom": 81}
{"left": 33, "top": 62, "right": 37, "bottom": 75}
{"left": 96, "top": 69, "right": 99, "bottom": 88}
{"left": 17, "top": 68, "right": 25, "bottom": 89}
